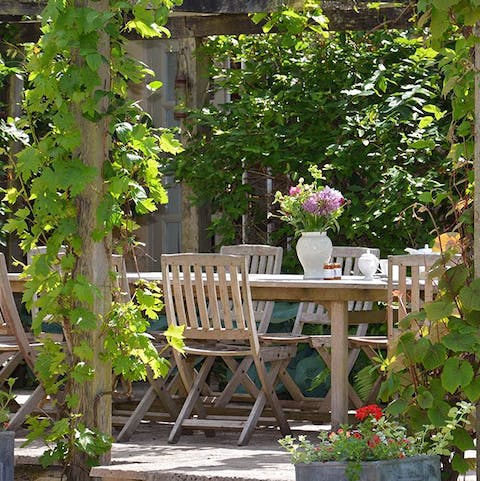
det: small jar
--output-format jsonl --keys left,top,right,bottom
{"left": 323, "top": 263, "right": 335, "bottom": 280}
{"left": 333, "top": 262, "right": 342, "bottom": 280}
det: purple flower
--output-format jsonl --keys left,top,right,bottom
{"left": 302, "top": 186, "right": 345, "bottom": 216}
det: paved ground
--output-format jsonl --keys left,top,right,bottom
{"left": 15, "top": 422, "right": 305, "bottom": 480}
{"left": 14, "top": 421, "right": 478, "bottom": 481}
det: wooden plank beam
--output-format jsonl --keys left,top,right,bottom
{"left": 166, "top": 6, "right": 413, "bottom": 37}
{"left": 3, "top": 3, "right": 414, "bottom": 43}
{"left": 0, "top": 0, "right": 413, "bottom": 33}
{"left": 0, "top": 0, "right": 304, "bottom": 16}
{"left": 0, "top": 0, "right": 44, "bottom": 16}
{"left": 176, "top": 0, "right": 304, "bottom": 14}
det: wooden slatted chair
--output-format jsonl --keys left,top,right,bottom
{"left": 219, "top": 244, "right": 283, "bottom": 332}
{"left": 347, "top": 253, "right": 441, "bottom": 403}
{"left": 385, "top": 253, "right": 440, "bottom": 344}
{"left": 0, "top": 252, "right": 55, "bottom": 430}
{"left": 214, "top": 244, "right": 283, "bottom": 407}
{"left": 111, "top": 255, "right": 181, "bottom": 442}
{"left": 15, "top": 249, "right": 179, "bottom": 435}
{"left": 162, "top": 253, "right": 295, "bottom": 446}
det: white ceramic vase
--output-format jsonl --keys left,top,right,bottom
{"left": 296, "top": 231, "right": 333, "bottom": 279}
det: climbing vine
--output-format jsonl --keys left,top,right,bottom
{"left": 2, "top": 1, "right": 183, "bottom": 479}
{"left": 378, "top": 2, "right": 480, "bottom": 481}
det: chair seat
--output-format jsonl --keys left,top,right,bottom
{"left": 185, "top": 344, "right": 253, "bottom": 357}
{"left": 348, "top": 336, "right": 388, "bottom": 349}
{"left": 259, "top": 333, "right": 309, "bottom": 344}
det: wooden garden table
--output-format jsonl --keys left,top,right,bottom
{"left": 127, "top": 272, "right": 388, "bottom": 429}
{"left": 8, "top": 271, "right": 388, "bottom": 429}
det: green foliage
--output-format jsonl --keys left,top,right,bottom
{"left": 0, "top": 378, "right": 16, "bottom": 429}
{"left": 172, "top": 27, "right": 454, "bottom": 254}
{"left": 376, "top": 2, "right": 480, "bottom": 477}
{"left": 280, "top": 402, "right": 473, "bottom": 481}
{"left": 105, "top": 281, "right": 170, "bottom": 381}
{"left": 2, "top": 0, "right": 184, "bottom": 472}
{"left": 379, "top": 195, "right": 476, "bottom": 477}
{"left": 24, "top": 415, "right": 113, "bottom": 469}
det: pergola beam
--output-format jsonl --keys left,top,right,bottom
{"left": 0, "top": 0, "right": 414, "bottom": 33}
{"left": 176, "top": 0, "right": 304, "bottom": 13}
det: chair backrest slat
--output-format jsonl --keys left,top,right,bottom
{"left": 387, "top": 254, "right": 440, "bottom": 342}
{"left": 162, "top": 253, "right": 254, "bottom": 342}
{"left": 219, "top": 244, "right": 283, "bottom": 333}
{"left": 218, "top": 266, "right": 233, "bottom": 329}
{"left": 206, "top": 264, "right": 221, "bottom": 330}
{"left": 172, "top": 263, "right": 189, "bottom": 326}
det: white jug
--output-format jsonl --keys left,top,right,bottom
{"left": 358, "top": 249, "right": 380, "bottom": 281}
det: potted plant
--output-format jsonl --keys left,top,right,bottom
{"left": 273, "top": 165, "right": 347, "bottom": 279}
{"left": 0, "top": 378, "right": 16, "bottom": 481}
{"left": 280, "top": 403, "right": 473, "bottom": 481}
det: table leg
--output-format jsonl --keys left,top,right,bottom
{"left": 329, "top": 300, "right": 349, "bottom": 430}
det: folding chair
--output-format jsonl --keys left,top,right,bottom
{"left": 0, "top": 252, "right": 58, "bottom": 430}
{"left": 213, "top": 244, "right": 283, "bottom": 407}
{"left": 162, "top": 253, "right": 295, "bottom": 446}
{"left": 112, "top": 255, "right": 181, "bottom": 442}
{"left": 219, "top": 244, "right": 283, "bottom": 333}
{"left": 385, "top": 253, "right": 440, "bottom": 343}
{"left": 347, "top": 253, "right": 440, "bottom": 403}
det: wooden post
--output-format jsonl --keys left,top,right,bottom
{"left": 5, "top": 72, "right": 24, "bottom": 271}
{"left": 69, "top": 1, "right": 112, "bottom": 479}
{"left": 177, "top": 36, "right": 212, "bottom": 252}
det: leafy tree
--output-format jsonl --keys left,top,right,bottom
{"left": 172, "top": 26, "right": 456, "bottom": 260}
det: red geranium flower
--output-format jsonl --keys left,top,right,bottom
{"left": 355, "top": 404, "right": 383, "bottom": 421}
{"left": 367, "top": 435, "right": 381, "bottom": 448}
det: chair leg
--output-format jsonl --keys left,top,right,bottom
{"left": 168, "top": 356, "right": 215, "bottom": 444}
{"left": 214, "top": 357, "right": 259, "bottom": 408}
{"left": 116, "top": 385, "right": 157, "bottom": 442}
{"left": 238, "top": 359, "right": 291, "bottom": 446}
{"left": 116, "top": 374, "right": 180, "bottom": 442}
{"left": 278, "top": 366, "right": 307, "bottom": 402}
{"left": 149, "top": 369, "right": 181, "bottom": 419}
{"left": 9, "top": 384, "right": 46, "bottom": 431}
{"left": 0, "top": 352, "right": 23, "bottom": 386}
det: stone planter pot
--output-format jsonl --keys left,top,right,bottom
{"left": 0, "top": 430, "right": 14, "bottom": 481}
{"left": 295, "top": 455, "right": 440, "bottom": 481}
